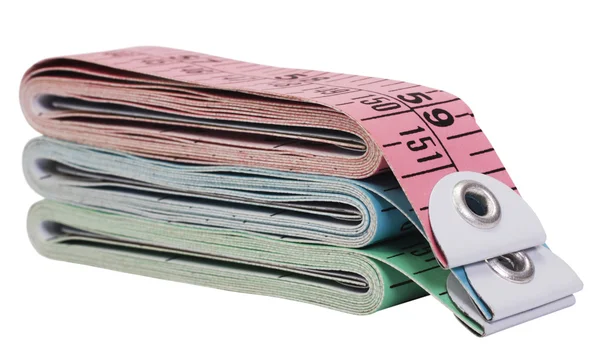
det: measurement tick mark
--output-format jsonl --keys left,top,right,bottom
{"left": 413, "top": 98, "right": 461, "bottom": 109}
{"left": 470, "top": 148, "right": 494, "bottom": 156}
{"left": 389, "top": 84, "right": 420, "bottom": 92}
{"left": 361, "top": 110, "right": 412, "bottom": 121}
{"left": 352, "top": 94, "right": 375, "bottom": 100}
{"left": 413, "top": 265, "right": 441, "bottom": 275}
{"left": 483, "top": 167, "right": 507, "bottom": 175}
{"left": 383, "top": 141, "right": 403, "bottom": 148}
{"left": 357, "top": 79, "right": 386, "bottom": 86}
{"left": 447, "top": 129, "right": 482, "bottom": 140}
{"left": 402, "top": 164, "right": 455, "bottom": 179}
{"left": 381, "top": 81, "right": 406, "bottom": 88}
{"left": 386, "top": 252, "right": 406, "bottom": 259}
{"left": 350, "top": 77, "right": 372, "bottom": 83}
{"left": 455, "top": 113, "right": 474, "bottom": 118}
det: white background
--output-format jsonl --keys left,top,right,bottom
{"left": 2, "top": 0, "right": 598, "bottom": 361}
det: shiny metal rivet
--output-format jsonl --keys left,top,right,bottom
{"left": 485, "top": 251, "right": 535, "bottom": 283}
{"left": 452, "top": 180, "right": 501, "bottom": 229}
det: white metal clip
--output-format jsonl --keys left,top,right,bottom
{"left": 429, "top": 171, "right": 583, "bottom": 335}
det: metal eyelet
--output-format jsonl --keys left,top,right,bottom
{"left": 452, "top": 180, "right": 501, "bottom": 229}
{"left": 485, "top": 251, "right": 535, "bottom": 283}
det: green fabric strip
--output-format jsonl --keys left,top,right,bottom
{"left": 27, "top": 200, "right": 481, "bottom": 333}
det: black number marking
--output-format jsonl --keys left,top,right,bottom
{"left": 417, "top": 152, "right": 443, "bottom": 163}
{"left": 168, "top": 54, "right": 220, "bottom": 63}
{"left": 181, "top": 67, "right": 216, "bottom": 74}
{"left": 275, "top": 73, "right": 307, "bottom": 80}
{"left": 399, "top": 126, "right": 425, "bottom": 136}
{"left": 398, "top": 92, "right": 433, "bottom": 104}
{"left": 270, "top": 74, "right": 329, "bottom": 87}
{"left": 373, "top": 103, "right": 402, "bottom": 111}
{"left": 360, "top": 97, "right": 402, "bottom": 112}
{"left": 360, "top": 97, "right": 387, "bottom": 105}
{"left": 411, "top": 246, "right": 432, "bottom": 257}
{"left": 169, "top": 55, "right": 202, "bottom": 61}
{"left": 315, "top": 87, "right": 351, "bottom": 95}
{"left": 104, "top": 51, "right": 142, "bottom": 58}
{"left": 141, "top": 58, "right": 169, "bottom": 65}
{"left": 221, "top": 75, "right": 261, "bottom": 82}
{"left": 424, "top": 108, "right": 454, "bottom": 127}
{"left": 407, "top": 137, "right": 436, "bottom": 151}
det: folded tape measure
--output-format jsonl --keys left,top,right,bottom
{"left": 20, "top": 47, "right": 583, "bottom": 336}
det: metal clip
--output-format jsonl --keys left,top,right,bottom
{"left": 485, "top": 251, "right": 534, "bottom": 284}
{"left": 429, "top": 171, "right": 583, "bottom": 335}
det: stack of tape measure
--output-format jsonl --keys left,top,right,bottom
{"left": 20, "top": 47, "right": 583, "bottom": 336}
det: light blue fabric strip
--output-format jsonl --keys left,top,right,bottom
{"left": 23, "top": 137, "right": 422, "bottom": 249}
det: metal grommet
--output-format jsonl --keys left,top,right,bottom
{"left": 485, "top": 251, "right": 535, "bottom": 283}
{"left": 452, "top": 180, "right": 501, "bottom": 229}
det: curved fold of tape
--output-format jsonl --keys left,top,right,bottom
{"left": 451, "top": 266, "right": 493, "bottom": 320}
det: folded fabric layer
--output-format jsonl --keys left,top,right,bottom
{"left": 21, "top": 58, "right": 384, "bottom": 179}
{"left": 24, "top": 137, "right": 421, "bottom": 248}
{"left": 28, "top": 200, "right": 479, "bottom": 332}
